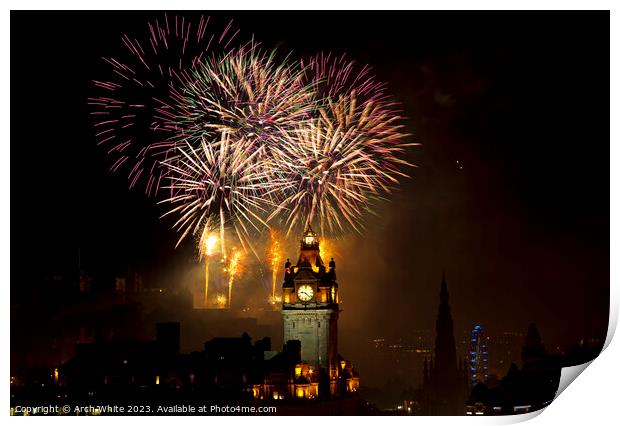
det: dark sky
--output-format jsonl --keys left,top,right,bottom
{"left": 11, "top": 11, "right": 609, "bottom": 375}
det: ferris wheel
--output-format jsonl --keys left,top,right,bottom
{"left": 468, "top": 323, "right": 489, "bottom": 386}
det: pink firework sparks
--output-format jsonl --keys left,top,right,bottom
{"left": 88, "top": 14, "right": 240, "bottom": 196}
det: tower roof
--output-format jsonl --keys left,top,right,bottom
{"left": 294, "top": 266, "right": 320, "bottom": 281}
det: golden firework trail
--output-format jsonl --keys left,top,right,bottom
{"left": 267, "top": 228, "right": 282, "bottom": 304}
{"left": 225, "top": 247, "right": 242, "bottom": 309}
{"left": 199, "top": 231, "right": 218, "bottom": 307}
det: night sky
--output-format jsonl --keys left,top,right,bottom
{"left": 11, "top": 11, "right": 609, "bottom": 383}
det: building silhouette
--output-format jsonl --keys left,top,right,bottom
{"left": 420, "top": 273, "right": 468, "bottom": 415}
{"left": 17, "top": 227, "right": 361, "bottom": 413}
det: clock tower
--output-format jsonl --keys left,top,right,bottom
{"left": 282, "top": 225, "right": 340, "bottom": 382}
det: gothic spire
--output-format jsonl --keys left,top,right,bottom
{"left": 434, "top": 273, "right": 457, "bottom": 373}
{"left": 440, "top": 270, "right": 449, "bottom": 304}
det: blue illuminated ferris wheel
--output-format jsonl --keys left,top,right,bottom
{"left": 468, "top": 324, "right": 489, "bottom": 386}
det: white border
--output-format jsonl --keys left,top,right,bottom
{"left": 3, "top": 2, "right": 616, "bottom": 425}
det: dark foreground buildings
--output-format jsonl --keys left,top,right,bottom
{"left": 407, "top": 275, "right": 568, "bottom": 416}
{"left": 11, "top": 227, "right": 365, "bottom": 415}
{"left": 464, "top": 323, "right": 563, "bottom": 415}
{"left": 11, "top": 230, "right": 592, "bottom": 416}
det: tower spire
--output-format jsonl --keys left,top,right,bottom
{"left": 425, "top": 272, "right": 462, "bottom": 415}
{"left": 434, "top": 273, "right": 457, "bottom": 372}
{"left": 440, "top": 270, "right": 449, "bottom": 304}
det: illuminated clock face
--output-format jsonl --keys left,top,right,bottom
{"left": 297, "top": 285, "right": 314, "bottom": 302}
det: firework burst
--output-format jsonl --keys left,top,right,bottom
{"left": 156, "top": 42, "right": 317, "bottom": 174}
{"left": 269, "top": 91, "right": 414, "bottom": 237}
{"left": 158, "top": 133, "right": 286, "bottom": 256}
{"left": 259, "top": 53, "right": 416, "bottom": 237}
{"left": 156, "top": 43, "right": 317, "bottom": 252}
{"left": 302, "top": 52, "right": 397, "bottom": 111}
{"left": 88, "top": 14, "right": 239, "bottom": 195}
{"left": 92, "top": 17, "right": 415, "bottom": 261}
